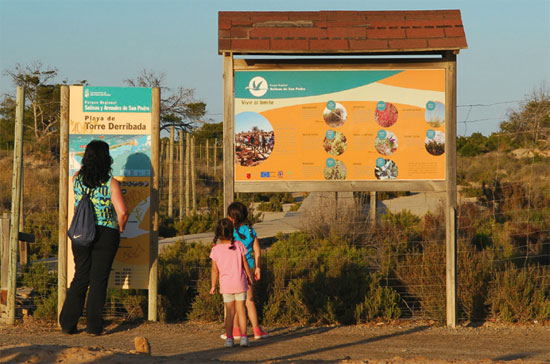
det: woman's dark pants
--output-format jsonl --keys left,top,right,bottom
{"left": 60, "top": 226, "right": 119, "bottom": 334}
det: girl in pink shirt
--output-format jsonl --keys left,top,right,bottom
{"left": 209, "top": 218, "right": 254, "bottom": 347}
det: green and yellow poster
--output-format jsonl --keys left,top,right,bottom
{"left": 68, "top": 86, "right": 152, "bottom": 289}
{"left": 234, "top": 69, "right": 446, "bottom": 182}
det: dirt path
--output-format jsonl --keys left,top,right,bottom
{"left": 1, "top": 320, "right": 549, "bottom": 363}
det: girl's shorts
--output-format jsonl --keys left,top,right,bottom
{"left": 222, "top": 292, "right": 247, "bottom": 303}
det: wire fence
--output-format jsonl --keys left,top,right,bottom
{"left": 0, "top": 127, "right": 549, "bottom": 325}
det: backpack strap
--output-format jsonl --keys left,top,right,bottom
{"left": 77, "top": 175, "right": 93, "bottom": 198}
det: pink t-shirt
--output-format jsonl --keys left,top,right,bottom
{"left": 210, "top": 241, "right": 248, "bottom": 294}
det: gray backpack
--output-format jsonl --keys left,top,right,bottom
{"left": 67, "top": 179, "right": 96, "bottom": 246}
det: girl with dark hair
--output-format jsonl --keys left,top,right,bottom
{"left": 60, "top": 140, "right": 129, "bottom": 336}
{"left": 224, "top": 201, "right": 268, "bottom": 340}
{"left": 209, "top": 218, "right": 254, "bottom": 347}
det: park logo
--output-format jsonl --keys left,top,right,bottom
{"left": 84, "top": 89, "right": 90, "bottom": 98}
{"left": 246, "top": 76, "right": 268, "bottom": 97}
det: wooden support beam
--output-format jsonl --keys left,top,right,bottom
{"left": 7, "top": 86, "right": 25, "bottom": 324}
{"left": 168, "top": 126, "right": 174, "bottom": 218}
{"left": 148, "top": 87, "right": 160, "bottom": 322}
{"left": 223, "top": 52, "right": 235, "bottom": 214}
{"left": 179, "top": 131, "right": 184, "bottom": 220}
{"left": 445, "top": 53, "right": 458, "bottom": 328}
{"left": 57, "top": 85, "right": 69, "bottom": 323}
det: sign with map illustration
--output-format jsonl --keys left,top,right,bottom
{"left": 68, "top": 86, "right": 152, "bottom": 289}
{"left": 234, "top": 69, "right": 446, "bottom": 182}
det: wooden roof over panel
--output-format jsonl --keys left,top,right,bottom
{"left": 219, "top": 10, "right": 467, "bottom": 55}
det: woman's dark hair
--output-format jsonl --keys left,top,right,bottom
{"left": 79, "top": 140, "right": 113, "bottom": 188}
{"left": 227, "top": 201, "right": 252, "bottom": 241}
{"left": 213, "top": 218, "right": 235, "bottom": 249}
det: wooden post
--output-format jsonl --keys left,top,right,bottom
{"left": 445, "top": 52, "right": 458, "bottom": 328}
{"left": 168, "top": 126, "right": 174, "bottom": 218}
{"left": 191, "top": 136, "right": 197, "bottom": 213}
{"left": 206, "top": 139, "right": 210, "bottom": 173}
{"left": 7, "top": 86, "right": 24, "bottom": 324}
{"left": 178, "top": 131, "right": 184, "bottom": 220}
{"left": 185, "top": 133, "right": 191, "bottom": 215}
{"left": 334, "top": 192, "right": 338, "bottom": 220}
{"left": 1, "top": 213, "right": 9, "bottom": 294}
{"left": 18, "top": 167, "right": 26, "bottom": 267}
{"left": 223, "top": 52, "right": 235, "bottom": 213}
{"left": 162, "top": 140, "right": 167, "bottom": 215}
{"left": 214, "top": 138, "right": 217, "bottom": 177}
{"left": 369, "top": 191, "right": 377, "bottom": 227}
{"left": 148, "top": 87, "right": 160, "bottom": 322}
{"left": 58, "top": 86, "right": 69, "bottom": 322}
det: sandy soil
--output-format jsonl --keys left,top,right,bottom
{"left": 1, "top": 320, "right": 549, "bottom": 364}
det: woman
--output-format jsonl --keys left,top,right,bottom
{"left": 60, "top": 140, "right": 129, "bottom": 335}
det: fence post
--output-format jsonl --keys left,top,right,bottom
{"left": 223, "top": 52, "right": 235, "bottom": 213}
{"left": 1, "top": 213, "right": 9, "bottom": 311}
{"left": 369, "top": 191, "right": 377, "bottom": 227}
{"left": 185, "top": 133, "right": 191, "bottom": 216}
{"left": 18, "top": 168, "right": 26, "bottom": 267}
{"left": 7, "top": 86, "right": 25, "bottom": 324}
{"left": 206, "top": 139, "right": 210, "bottom": 173}
{"left": 58, "top": 86, "right": 69, "bottom": 322}
{"left": 445, "top": 52, "right": 458, "bottom": 328}
{"left": 179, "top": 131, "right": 184, "bottom": 220}
{"left": 214, "top": 138, "right": 217, "bottom": 177}
{"left": 168, "top": 126, "right": 174, "bottom": 218}
{"left": 148, "top": 87, "right": 160, "bottom": 322}
{"left": 191, "top": 136, "right": 197, "bottom": 213}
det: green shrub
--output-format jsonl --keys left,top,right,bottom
{"left": 159, "top": 216, "right": 177, "bottom": 237}
{"left": 488, "top": 264, "right": 550, "bottom": 322}
{"left": 175, "top": 214, "right": 216, "bottom": 235}
{"left": 262, "top": 278, "right": 314, "bottom": 325}
{"left": 122, "top": 292, "right": 148, "bottom": 320}
{"left": 289, "top": 202, "right": 301, "bottom": 212}
{"left": 457, "top": 241, "right": 493, "bottom": 322}
{"left": 257, "top": 195, "right": 283, "bottom": 212}
{"left": 355, "top": 274, "right": 402, "bottom": 322}
{"left": 24, "top": 211, "right": 59, "bottom": 259}
{"left": 157, "top": 242, "right": 211, "bottom": 322}
{"left": 392, "top": 239, "right": 446, "bottom": 322}
{"left": 187, "top": 271, "right": 224, "bottom": 322}
{"left": 20, "top": 262, "right": 57, "bottom": 320}
{"left": 260, "top": 232, "right": 401, "bottom": 325}
{"left": 159, "top": 214, "right": 216, "bottom": 238}
{"left": 33, "top": 290, "right": 58, "bottom": 320}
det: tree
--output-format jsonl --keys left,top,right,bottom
{"left": 457, "top": 132, "right": 499, "bottom": 157}
{"left": 499, "top": 83, "right": 550, "bottom": 148}
{"left": 0, "top": 93, "right": 40, "bottom": 148}
{"left": 125, "top": 69, "right": 206, "bottom": 133}
{"left": 4, "top": 62, "right": 61, "bottom": 142}
{"left": 193, "top": 122, "right": 222, "bottom": 143}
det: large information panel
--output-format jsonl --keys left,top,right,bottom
{"left": 68, "top": 86, "right": 152, "bottom": 289}
{"left": 234, "top": 69, "right": 446, "bottom": 182}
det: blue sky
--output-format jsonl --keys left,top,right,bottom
{"left": 0, "top": 0, "right": 548, "bottom": 136}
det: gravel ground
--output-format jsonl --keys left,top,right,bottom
{"left": 1, "top": 320, "right": 549, "bottom": 363}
